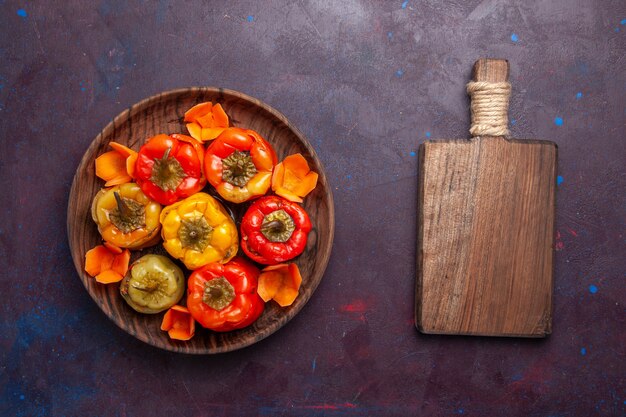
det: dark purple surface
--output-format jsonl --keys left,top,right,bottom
{"left": 1, "top": 1, "right": 624, "bottom": 416}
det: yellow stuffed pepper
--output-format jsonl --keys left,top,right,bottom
{"left": 160, "top": 192, "right": 238, "bottom": 270}
{"left": 91, "top": 183, "right": 162, "bottom": 249}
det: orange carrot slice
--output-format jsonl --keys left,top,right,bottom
{"left": 126, "top": 152, "right": 138, "bottom": 179}
{"left": 273, "top": 187, "right": 304, "bottom": 203}
{"left": 282, "top": 153, "right": 311, "bottom": 177}
{"left": 161, "top": 305, "right": 195, "bottom": 341}
{"left": 85, "top": 245, "right": 114, "bottom": 276}
{"left": 95, "top": 151, "right": 128, "bottom": 183}
{"left": 184, "top": 101, "right": 229, "bottom": 142}
{"left": 271, "top": 161, "right": 286, "bottom": 190}
{"left": 109, "top": 142, "right": 137, "bottom": 158}
{"left": 111, "top": 249, "right": 131, "bottom": 276}
{"left": 104, "top": 174, "right": 132, "bottom": 187}
{"left": 195, "top": 112, "right": 215, "bottom": 129}
{"left": 95, "top": 269, "right": 124, "bottom": 284}
{"left": 85, "top": 245, "right": 130, "bottom": 284}
{"left": 186, "top": 122, "right": 203, "bottom": 141}
{"left": 184, "top": 102, "right": 213, "bottom": 122}
{"left": 271, "top": 154, "right": 318, "bottom": 202}
{"left": 291, "top": 171, "right": 318, "bottom": 196}
{"left": 201, "top": 127, "right": 227, "bottom": 141}
{"left": 258, "top": 263, "right": 302, "bottom": 307}
{"left": 212, "top": 103, "right": 229, "bottom": 127}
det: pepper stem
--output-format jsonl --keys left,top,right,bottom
{"left": 149, "top": 146, "right": 187, "bottom": 192}
{"left": 162, "top": 146, "right": 171, "bottom": 160}
{"left": 261, "top": 220, "right": 285, "bottom": 235}
{"left": 109, "top": 191, "right": 146, "bottom": 234}
{"left": 178, "top": 217, "right": 213, "bottom": 252}
{"left": 209, "top": 287, "right": 223, "bottom": 299}
{"left": 221, "top": 151, "right": 257, "bottom": 187}
{"left": 202, "top": 277, "right": 235, "bottom": 311}
{"left": 261, "top": 210, "right": 295, "bottom": 243}
{"left": 114, "top": 192, "right": 130, "bottom": 219}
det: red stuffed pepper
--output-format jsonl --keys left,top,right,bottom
{"left": 135, "top": 134, "right": 206, "bottom": 205}
{"left": 204, "top": 127, "right": 277, "bottom": 203}
{"left": 240, "top": 196, "right": 311, "bottom": 265}
{"left": 186, "top": 258, "right": 265, "bottom": 332}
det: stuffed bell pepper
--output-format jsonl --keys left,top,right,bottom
{"left": 160, "top": 192, "right": 238, "bottom": 270}
{"left": 204, "top": 128, "right": 277, "bottom": 203}
{"left": 187, "top": 257, "right": 265, "bottom": 332}
{"left": 135, "top": 133, "right": 206, "bottom": 206}
{"left": 240, "top": 195, "right": 311, "bottom": 265}
{"left": 91, "top": 183, "right": 162, "bottom": 249}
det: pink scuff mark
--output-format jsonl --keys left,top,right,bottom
{"left": 555, "top": 230, "right": 564, "bottom": 251}
{"left": 566, "top": 227, "right": 578, "bottom": 237}
{"left": 339, "top": 299, "right": 369, "bottom": 322}
{"left": 340, "top": 299, "right": 368, "bottom": 313}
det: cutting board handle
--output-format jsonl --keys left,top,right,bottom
{"left": 468, "top": 59, "right": 511, "bottom": 137}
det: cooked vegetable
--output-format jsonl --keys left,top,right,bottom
{"left": 120, "top": 254, "right": 185, "bottom": 314}
{"left": 240, "top": 196, "right": 311, "bottom": 265}
{"left": 95, "top": 141, "right": 138, "bottom": 186}
{"left": 271, "top": 153, "right": 318, "bottom": 203}
{"left": 204, "top": 127, "right": 277, "bottom": 203}
{"left": 135, "top": 134, "right": 206, "bottom": 206}
{"left": 109, "top": 141, "right": 138, "bottom": 179}
{"left": 160, "top": 192, "right": 238, "bottom": 270}
{"left": 84, "top": 244, "right": 130, "bottom": 284}
{"left": 91, "top": 183, "right": 162, "bottom": 249}
{"left": 184, "top": 102, "right": 229, "bottom": 142}
{"left": 161, "top": 305, "right": 195, "bottom": 341}
{"left": 187, "top": 258, "right": 265, "bottom": 332}
{"left": 257, "top": 263, "right": 302, "bottom": 307}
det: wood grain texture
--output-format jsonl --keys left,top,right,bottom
{"left": 67, "top": 88, "right": 334, "bottom": 354}
{"left": 416, "top": 60, "right": 557, "bottom": 337}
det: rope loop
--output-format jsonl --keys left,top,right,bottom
{"left": 466, "top": 81, "right": 511, "bottom": 137}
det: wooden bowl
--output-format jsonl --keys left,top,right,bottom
{"left": 67, "top": 88, "right": 334, "bottom": 354}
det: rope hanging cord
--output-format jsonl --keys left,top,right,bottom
{"left": 466, "top": 81, "right": 511, "bottom": 137}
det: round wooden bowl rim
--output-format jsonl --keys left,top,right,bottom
{"left": 67, "top": 87, "right": 335, "bottom": 354}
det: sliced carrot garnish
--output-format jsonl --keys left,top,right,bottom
{"left": 95, "top": 142, "right": 138, "bottom": 186}
{"left": 109, "top": 142, "right": 137, "bottom": 158}
{"left": 111, "top": 249, "right": 131, "bottom": 276}
{"left": 161, "top": 305, "right": 195, "bottom": 341}
{"left": 186, "top": 123, "right": 202, "bottom": 141}
{"left": 291, "top": 171, "right": 318, "bottom": 196}
{"left": 273, "top": 187, "right": 303, "bottom": 203}
{"left": 104, "top": 174, "right": 132, "bottom": 187}
{"left": 195, "top": 113, "right": 215, "bottom": 128}
{"left": 95, "top": 151, "right": 127, "bottom": 181}
{"left": 258, "top": 263, "right": 302, "bottom": 307}
{"left": 212, "top": 103, "right": 229, "bottom": 127}
{"left": 184, "top": 101, "right": 229, "bottom": 142}
{"left": 271, "top": 154, "right": 318, "bottom": 202}
{"left": 126, "top": 152, "right": 138, "bottom": 179}
{"left": 95, "top": 269, "right": 124, "bottom": 284}
{"left": 201, "top": 127, "right": 227, "bottom": 140}
{"left": 85, "top": 245, "right": 114, "bottom": 276}
{"left": 271, "top": 161, "right": 285, "bottom": 190}
{"left": 85, "top": 245, "right": 131, "bottom": 284}
{"left": 257, "top": 270, "right": 283, "bottom": 302}
{"left": 282, "top": 153, "right": 310, "bottom": 177}
{"left": 184, "top": 102, "right": 213, "bottom": 122}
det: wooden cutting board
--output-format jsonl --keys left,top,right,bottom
{"left": 415, "top": 59, "right": 557, "bottom": 337}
